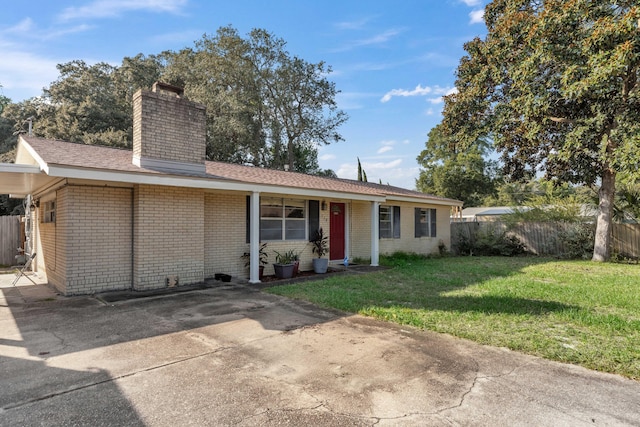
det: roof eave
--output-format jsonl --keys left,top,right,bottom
{"left": 44, "top": 164, "right": 387, "bottom": 202}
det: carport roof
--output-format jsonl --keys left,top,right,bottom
{"left": 2, "top": 136, "right": 463, "bottom": 206}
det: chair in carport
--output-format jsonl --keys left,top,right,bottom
{"left": 12, "top": 252, "right": 37, "bottom": 286}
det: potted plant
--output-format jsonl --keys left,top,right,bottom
{"left": 310, "top": 228, "right": 329, "bottom": 273}
{"left": 291, "top": 250, "right": 300, "bottom": 276}
{"left": 242, "top": 242, "right": 269, "bottom": 280}
{"left": 273, "top": 249, "right": 296, "bottom": 279}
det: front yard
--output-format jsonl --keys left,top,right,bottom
{"left": 267, "top": 255, "right": 640, "bottom": 379}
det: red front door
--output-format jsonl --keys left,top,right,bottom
{"left": 329, "top": 203, "right": 345, "bottom": 261}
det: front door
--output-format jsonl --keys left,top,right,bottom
{"left": 329, "top": 203, "right": 345, "bottom": 261}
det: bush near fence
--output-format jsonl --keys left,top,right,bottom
{"left": 451, "top": 221, "right": 640, "bottom": 260}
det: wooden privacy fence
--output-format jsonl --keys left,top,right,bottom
{"left": 451, "top": 221, "right": 640, "bottom": 258}
{"left": 0, "top": 215, "right": 22, "bottom": 266}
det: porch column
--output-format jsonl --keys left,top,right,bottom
{"left": 370, "top": 201, "right": 379, "bottom": 266}
{"left": 249, "top": 191, "right": 261, "bottom": 283}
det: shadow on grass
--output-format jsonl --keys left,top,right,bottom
{"left": 269, "top": 255, "right": 579, "bottom": 317}
{"left": 392, "top": 294, "right": 575, "bottom": 316}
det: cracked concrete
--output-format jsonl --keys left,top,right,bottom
{"left": 1, "top": 276, "right": 640, "bottom": 426}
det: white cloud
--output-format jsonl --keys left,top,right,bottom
{"left": 58, "top": 0, "right": 188, "bottom": 21}
{"left": 0, "top": 50, "right": 61, "bottom": 100}
{"left": 425, "top": 108, "right": 435, "bottom": 116}
{"left": 381, "top": 84, "right": 454, "bottom": 103}
{"left": 337, "top": 159, "right": 420, "bottom": 189}
{"left": 469, "top": 9, "right": 485, "bottom": 24}
{"left": 460, "top": 0, "right": 482, "bottom": 6}
{"left": 4, "top": 18, "right": 35, "bottom": 34}
{"left": 377, "top": 146, "right": 393, "bottom": 154}
{"left": 336, "top": 91, "right": 378, "bottom": 110}
{"left": 320, "top": 154, "right": 336, "bottom": 161}
{"left": 334, "top": 16, "right": 373, "bottom": 31}
{"left": 330, "top": 28, "right": 404, "bottom": 52}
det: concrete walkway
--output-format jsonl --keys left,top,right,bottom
{"left": 1, "top": 275, "right": 639, "bottom": 426}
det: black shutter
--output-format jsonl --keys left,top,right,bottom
{"left": 415, "top": 208, "right": 421, "bottom": 238}
{"left": 430, "top": 208, "right": 437, "bottom": 237}
{"left": 246, "top": 195, "right": 250, "bottom": 243}
{"left": 393, "top": 206, "right": 401, "bottom": 239}
{"left": 308, "top": 200, "right": 320, "bottom": 240}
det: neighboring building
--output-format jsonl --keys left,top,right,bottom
{"left": 455, "top": 205, "right": 602, "bottom": 223}
{"left": 455, "top": 206, "right": 524, "bottom": 222}
{"left": 0, "top": 82, "right": 462, "bottom": 295}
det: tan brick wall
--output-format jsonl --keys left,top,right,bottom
{"left": 37, "top": 188, "right": 66, "bottom": 293}
{"left": 133, "top": 185, "right": 204, "bottom": 290}
{"left": 204, "top": 192, "right": 247, "bottom": 278}
{"left": 133, "top": 89, "right": 206, "bottom": 165}
{"left": 349, "top": 201, "right": 453, "bottom": 259}
{"left": 64, "top": 186, "right": 133, "bottom": 295}
{"left": 350, "top": 201, "right": 373, "bottom": 261}
{"left": 378, "top": 202, "right": 451, "bottom": 255}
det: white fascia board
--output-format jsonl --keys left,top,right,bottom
{"left": 384, "top": 195, "right": 464, "bottom": 207}
{"left": 16, "top": 138, "right": 48, "bottom": 170}
{"left": 45, "top": 165, "right": 386, "bottom": 202}
{"left": 0, "top": 163, "right": 42, "bottom": 174}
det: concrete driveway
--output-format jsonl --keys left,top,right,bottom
{"left": 1, "top": 274, "right": 639, "bottom": 426}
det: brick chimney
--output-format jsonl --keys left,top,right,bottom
{"left": 132, "top": 82, "right": 206, "bottom": 174}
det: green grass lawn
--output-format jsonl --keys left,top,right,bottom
{"left": 267, "top": 255, "right": 640, "bottom": 379}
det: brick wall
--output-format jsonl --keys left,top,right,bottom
{"left": 132, "top": 88, "right": 206, "bottom": 166}
{"left": 378, "top": 202, "right": 451, "bottom": 255}
{"left": 204, "top": 192, "right": 247, "bottom": 278}
{"left": 350, "top": 201, "right": 372, "bottom": 261}
{"left": 64, "top": 186, "right": 133, "bottom": 295}
{"left": 133, "top": 184, "right": 204, "bottom": 290}
{"left": 350, "top": 201, "right": 453, "bottom": 259}
{"left": 37, "top": 188, "right": 66, "bottom": 293}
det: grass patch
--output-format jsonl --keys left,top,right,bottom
{"left": 267, "top": 255, "right": 640, "bottom": 379}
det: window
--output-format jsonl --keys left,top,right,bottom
{"left": 415, "top": 208, "right": 437, "bottom": 238}
{"left": 379, "top": 205, "right": 400, "bottom": 239}
{"left": 42, "top": 200, "right": 56, "bottom": 224}
{"left": 260, "top": 198, "right": 306, "bottom": 241}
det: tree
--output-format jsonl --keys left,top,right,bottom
{"left": 3, "top": 56, "right": 163, "bottom": 149}
{"left": 357, "top": 157, "right": 368, "bottom": 182}
{"left": 442, "top": 1, "right": 640, "bottom": 261}
{"left": 416, "top": 124, "right": 497, "bottom": 206}
{"left": 0, "top": 85, "right": 15, "bottom": 158}
{"left": 163, "top": 26, "right": 347, "bottom": 173}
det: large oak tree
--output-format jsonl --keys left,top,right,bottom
{"left": 442, "top": 0, "right": 640, "bottom": 261}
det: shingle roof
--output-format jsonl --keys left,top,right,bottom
{"left": 22, "top": 136, "right": 461, "bottom": 205}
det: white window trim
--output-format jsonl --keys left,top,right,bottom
{"left": 260, "top": 197, "right": 308, "bottom": 241}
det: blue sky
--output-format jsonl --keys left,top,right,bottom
{"left": 0, "top": 0, "right": 488, "bottom": 190}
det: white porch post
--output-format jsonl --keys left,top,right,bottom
{"left": 370, "top": 201, "right": 379, "bottom": 267}
{"left": 249, "top": 191, "right": 261, "bottom": 283}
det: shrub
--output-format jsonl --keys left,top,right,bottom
{"left": 455, "top": 225, "right": 526, "bottom": 257}
{"left": 557, "top": 223, "right": 594, "bottom": 259}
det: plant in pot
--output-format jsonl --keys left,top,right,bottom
{"left": 311, "top": 228, "right": 329, "bottom": 273}
{"left": 273, "top": 249, "right": 296, "bottom": 279}
{"left": 291, "top": 250, "right": 300, "bottom": 276}
{"left": 242, "top": 242, "right": 268, "bottom": 280}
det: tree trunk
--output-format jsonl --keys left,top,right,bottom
{"left": 287, "top": 139, "right": 294, "bottom": 171}
{"left": 592, "top": 169, "right": 616, "bottom": 262}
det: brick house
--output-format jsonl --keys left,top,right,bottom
{"left": 0, "top": 82, "right": 462, "bottom": 295}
